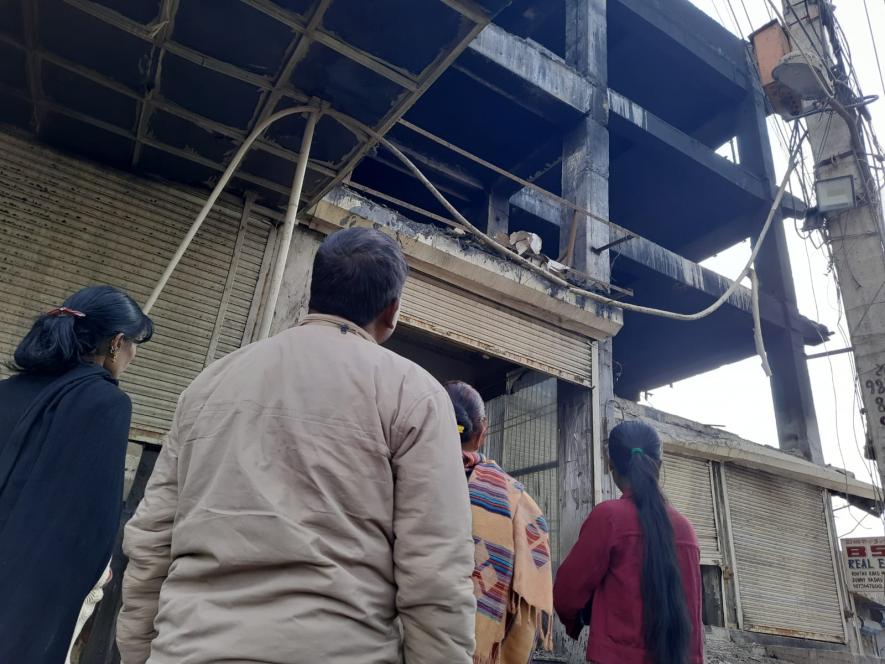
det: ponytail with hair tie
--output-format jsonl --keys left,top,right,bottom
{"left": 47, "top": 307, "right": 86, "bottom": 318}
{"left": 10, "top": 286, "right": 153, "bottom": 375}
{"left": 608, "top": 421, "right": 691, "bottom": 664}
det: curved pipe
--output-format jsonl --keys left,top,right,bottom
{"left": 144, "top": 105, "right": 316, "bottom": 314}
{"left": 326, "top": 107, "right": 803, "bottom": 323}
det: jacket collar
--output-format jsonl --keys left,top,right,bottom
{"left": 298, "top": 313, "right": 377, "bottom": 344}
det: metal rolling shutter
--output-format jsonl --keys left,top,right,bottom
{"left": 400, "top": 272, "right": 593, "bottom": 387}
{"left": 661, "top": 454, "right": 721, "bottom": 564}
{"left": 0, "top": 132, "right": 268, "bottom": 441}
{"left": 725, "top": 465, "right": 845, "bottom": 642}
{"left": 211, "top": 217, "right": 273, "bottom": 360}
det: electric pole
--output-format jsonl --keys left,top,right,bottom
{"left": 781, "top": 0, "right": 885, "bottom": 492}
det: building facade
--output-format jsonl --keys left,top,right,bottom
{"left": 0, "top": 0, "right": 879, "bottom": 660}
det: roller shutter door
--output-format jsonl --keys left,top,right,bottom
{"left": 725, "top": 465, "right": 845, "bottom": 642}
{"left": 400, "top": 272, "right": 593, "bottom": 387}
{"left": 0, "top": 132, "right": 270, "bottom": 440}
{"left": 661, "top": 454, "right": 721, "bottom": 565}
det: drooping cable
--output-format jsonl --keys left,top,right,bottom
{"left": 327, "top": 108, "right": 805, "bottom": 329}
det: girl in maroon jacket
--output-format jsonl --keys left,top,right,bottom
{"left": 553, "top": 421, "right": 703, "bottom": 664}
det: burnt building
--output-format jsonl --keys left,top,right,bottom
{"left": 0, "top": 0, "right": 878, "bottom": 661}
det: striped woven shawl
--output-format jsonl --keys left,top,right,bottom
{"left": 464, "top": 451, "right": 554, "bottom": 664}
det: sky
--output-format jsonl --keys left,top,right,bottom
{"left": 640, "top": 0, "right": 885, "bottom": 538}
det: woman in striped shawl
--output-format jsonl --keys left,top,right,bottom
{"left": 445, "top": 381, "right": 554, "bottom": 664}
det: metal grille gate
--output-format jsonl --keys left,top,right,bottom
{"left": 485, "top": 372, "right": 560, "bottom": 566}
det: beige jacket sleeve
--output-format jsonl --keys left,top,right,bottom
{"left": 391, "top": 387, "right": 476, "bottom": 664}
{"left": 116, "top": 414, "right": 181, "bottom": 664}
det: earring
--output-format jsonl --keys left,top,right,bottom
{"left": 109, "top": 348, "right": 118, "bottom": 363}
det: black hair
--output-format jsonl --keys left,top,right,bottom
{"left": 308, "top": 227, "right": 408, "bottom": 328}
{"left": 12, "top": 285, "right": 154, "bottom": 375}
{"left": 608, "top": 420, "right": 691, "bottom": 664}
{"left": 444, "top": 380, "right": 485, "bottom": 446}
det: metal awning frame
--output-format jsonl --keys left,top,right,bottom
{"left": 4, "top": 0, "right": 499, "bottom": 337}
{"left": 4, "top": 0, "right": 494, "bottom": 203}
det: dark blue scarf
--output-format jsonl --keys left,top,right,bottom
{"left": 0, "top": 364, "right": 132, "bottom": 663}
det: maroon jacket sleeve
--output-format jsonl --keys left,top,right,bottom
{"left": 553, "top": 503, "right": 615, "bottom": 638}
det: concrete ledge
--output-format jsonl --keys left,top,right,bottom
{"left": 308, "top": 186, "right": 623, "bottom": 341}
{"left": 615, "top": 398, "right": 880, "bottom": 504}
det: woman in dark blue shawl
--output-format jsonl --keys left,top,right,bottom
{"left": 0, "top": 286, "right": 153, "bottom": 663}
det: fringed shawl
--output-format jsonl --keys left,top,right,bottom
{"left": 464, "top": 451, "right": 553, "bottom": 664}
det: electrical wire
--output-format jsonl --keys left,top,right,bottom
{"left": 840, "top": 511, "right": 873, "bottom": 538}
{"left": 723, "top": 0, "right": 745, "bottom": 37}
{"left": 861, "top": 0, "right": 885, "bottom": 100}
{"left": 144, "top": 104, "right": 316, "bottom": 313}
{"left": 798, "top": 225, "right": 885, "bottom": 519}
{"left": 824, "top": 242, "right": 885, "bottom": 513}
{"left": 708, "top": 0, "right": 729, "bottom": 33}
{"left": 346, "top": 109, "right": 807, "bottom": 323}
{"left": 738, "top": 0, "right": 754, "bottom": 35}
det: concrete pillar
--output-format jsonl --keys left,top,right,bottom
{"left": 486, "top": 189, "right": 510, "bottom": 239}
{"left": 266, "top": 225, "right": 323, "bottom": 336}
{"left": 737, "top": 71, "right": 824, "bottom": 463}
{"left": 558, "top": 0, "right": 612, "bottom": 552}
{"left": 557, "top": 8, "right": 612, "bottom": 661}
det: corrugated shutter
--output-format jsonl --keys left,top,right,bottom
{"left": 661, "top": 454, "right": 720, "bottom": 564}
{"left": 400, "top": 272, "right": 593, "bottom": 387}
{"left": 211, "top": 217, "right": 273, "bottom": 360}
{"left": 725, "top": 465, "right": 845, "bottom": 642}
{"left": 0, "top": 132, "right": 269, "bottom": 440}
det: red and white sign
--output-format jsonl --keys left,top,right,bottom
{"left": 842, "top": 536, "right": 885, "bottom": 594}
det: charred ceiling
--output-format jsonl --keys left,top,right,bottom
{"left": 0, "top": 0, "right": 509, "bottom": 209}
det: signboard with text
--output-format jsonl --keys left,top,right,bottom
{"left": 842, "top": 536, "right": 885, "bottom": 594}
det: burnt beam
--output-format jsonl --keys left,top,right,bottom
{"left": 0, "top": 33, "right": 338, "bottom": 178}
{"left": 248, "top": 0, "right": 333, "bottom": 131}
{"left": 460, "top": 23, "right": 594, "bottom": 123}
{"left": 385, "top": 138, "right": 486, "bottom": 193}
{"left": 21, "top": 0, "right": 42, "bottom": 135}
{"left": 448, "top": 26, "right": 769, "bottom": 213}
{"left": 510, "top": 188, "right": 829, "bottom": 345}
{"left": 608, "top": 89, "right": 769, "bottom": 202}
{"left": 131, "top": 0, "right": 179, "bottom": 168}
{"left": 491, "top": 133, "right": 563, "bottom": 201}
{"left": 610, "top": 0, "right": 750, "bottom": 92}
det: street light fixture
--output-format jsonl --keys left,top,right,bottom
{"left": 815, "top": 175, "right": 856, "bottom": 212}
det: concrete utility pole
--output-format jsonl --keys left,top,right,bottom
{"left": 782, "top": 0, "right": 885, "bottom": 491}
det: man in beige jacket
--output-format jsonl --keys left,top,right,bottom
{"left": 117, "top": 228, "right": 475, "bottom": 664}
